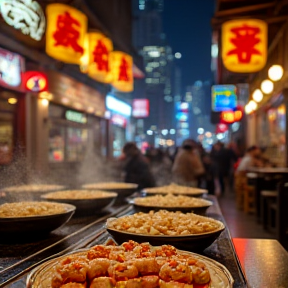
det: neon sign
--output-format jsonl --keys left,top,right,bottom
{"left": 65, "top": 110, "right": 87, "bottom": 124}
{"left": 0, "top": 0, "right": 46, "bottom": 41}
{"left": 212, "top": 85, "right": 237, "bottom": 112}
{"left": 23, "top": 71, "right": 48, "bottom": 92}
{"left": 0, "top": 47, "right": 23, "bottom": 90}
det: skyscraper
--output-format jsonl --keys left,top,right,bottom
{"left": 132, "top": 0, "right": 174, "bottom": 145}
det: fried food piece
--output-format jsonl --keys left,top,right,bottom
{"left": 87, "top": 245, "right": 111, "bottom": 260}
{"left": 159, "top": 280, "right": 193, "bottom": 288}
{"left": 115, "top": 276, "right": 159, "bottom": 288}
{"left": 108, "top": 262, "right": 139, "bottom": 281}
{"left": 90, "top": 277, "right": 115, "bottom": 288}
{"left": 61, "top": 283, "right": 87, "bottom": 288}
{"left": 187, "top": 259, "right": 210, "bottom": 285}
{"left": 141, "top": 276, "right": 159, "bottom": 288}
{"left": 159, "top": 261, "right": 192, "bottom": 283}
{"left": 87, "top": 258, "right": 111, "bottom": 280}
{"left": 133, "top": 258, "right": 160, "bottom": 275}
{"left": 54, "top": 257, "right": 88, "bottom": 286}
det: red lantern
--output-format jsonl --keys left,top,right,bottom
{"left": 220, "top": 106, "right": 243, "bottom": 124}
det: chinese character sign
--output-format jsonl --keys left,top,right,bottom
{"left": 222, "top": 19, "right": 267, "bottom": 73}
{"left": 46, "top": 4, "right": 87, "bottom": 64}
{"left": 110, "top": 51, "right": 133, "bottom": 92}
{"left": 87, "top": 33, "right": 113, "bottom": 83}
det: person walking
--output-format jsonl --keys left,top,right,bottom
{"left": 172, "top": 139, "right": 205, "bottom": 187}
{"left": 121, "top": 142, "right": 156, "bottom": 190}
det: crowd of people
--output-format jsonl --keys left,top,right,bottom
{"left": 117, "top": 140, "right": 273, "bottom": 195}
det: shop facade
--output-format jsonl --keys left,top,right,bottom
{"left": 245, "top": 21, "right": 288, "bottom": 166}
{"left": 105, "top": 94, "right": 132, "bottom": 158}
{"left": 0, "top": 47, "right": 26, "bottom": 167}
{"left": 22, "top": 70, "right": 107, "bottom": 185}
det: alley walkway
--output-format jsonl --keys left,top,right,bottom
{"left": 217, "top": 192, "right": 276, "bottom": 239}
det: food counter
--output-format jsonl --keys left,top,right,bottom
{"left": 0, "top": 195, "right": 247, "bottom": 288}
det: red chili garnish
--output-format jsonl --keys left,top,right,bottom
{"left": 168, "top": 260, "right": 178, "bottom": 267}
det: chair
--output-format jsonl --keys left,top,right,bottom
{"left": 243, "top": 173, "right": 257, "bottom": 214}
{"left": 260, "top": 190, "right": 277, "bottom": 230}
{"left": 234, "top": 171, "right": 246, "bottom": 210}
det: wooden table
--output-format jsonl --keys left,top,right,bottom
{"left": 233, "top": 238, "right": 288, "bottom": 288}
{"left": 248, "top": 167, "right": 288, "bottom": 175}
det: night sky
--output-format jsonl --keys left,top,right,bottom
{"left": 163, "top": 0, "right": 215, "bottom": 91}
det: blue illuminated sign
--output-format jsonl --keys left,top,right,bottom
{"left": 106, "top": 94, "right": 132, "bottom": 117}
{"left": 212, "top": 85, "right": 237, "bottom": 112}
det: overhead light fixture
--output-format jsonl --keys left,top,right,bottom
{"left": 41, "top": 99, "right": 49, "bottom": 106}
{"left": 252, "top": 89, "right": 263, "bottom": 103}
{"left": 268, "top": 65, "right": 284, "bottom": 81}
{"left": 8, "top": 98, "right": 17, "bottom": 104}
{"left": 261, "top": 79, "right": 274, "bottom": 94}
{"left": 248, "top": 100, "right": 257, "bottom": 111}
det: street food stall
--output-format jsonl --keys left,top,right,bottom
{"left": 0, "top": 183, "right": 288, "bottom": 288}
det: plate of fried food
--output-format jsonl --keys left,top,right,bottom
{"left": 42, "top": 190, "right": 117, "bottom": 216}
{"left": 143, "top": 183, "right": 208, "bottom": 197}
{"left": 82, "top": 182, "right": 138, "bottom": 203}
{"left": 131, "top": 194, "right": 213, "bottom": 215}
{"left": 106, "top": 210, "right": 225, "bottom": 251}
{"left": 0, "top": 201, "right": 75, "bottom": 235}
{"left": 27, "top": 241, "right": 233, "bottom": 288}
{"left": 2, "top": 184, "right": 67, "bottom": 201}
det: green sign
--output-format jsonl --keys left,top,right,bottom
{"left": 65, "top": 110, "right": 87, "bottom": 124}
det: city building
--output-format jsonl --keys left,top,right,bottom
{"left": 132, "top": 0, "right": 175, "bottom": 147}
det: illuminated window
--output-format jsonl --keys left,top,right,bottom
{"left": 145, "top": 78, "right": 153, "bottom": 83}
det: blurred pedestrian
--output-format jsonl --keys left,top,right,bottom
{"left": 121, "top": 142, "right": 156, "bottom": 190}
{"left": 236, "top": 145, "right": 264, "bottom": 172}
{"left": 149, "top": 148, "right": 172, "bottom": 186}
{"left": 211, "top": 142, "right": 237, "bottom": 195}
{"left": 202, "top": 153, "right": 216, "bottom": 194}
{"left": 172, "top": 139, "right": 205, "bottom": 187}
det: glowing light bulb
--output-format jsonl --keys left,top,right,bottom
{"left": 268, "top": 65, "right": 283, "bottom": 81}
{"left": 252, "top": 89, "right": 263, "bottom": 103}
{"left": 261, "top": 79, "right": 274, "bottom": 94}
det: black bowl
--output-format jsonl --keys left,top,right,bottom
{"left": 2, "top": 184, "right": 67, "bottom": 202}
{"left": 142, "top": 188, "right": 208, "bottom": 198}
{"left": 106, "top": 225, "right": 225, "bottom": 252}
{"left": 82, "top": 183, "right": 138, "bottom": 204}
{"left": 131, "top": 199, "right": 213, "bottom": 215}
{"left": 0, "top": 203, "right": 75, "bottom": 235}
{"left": 41, "top": 191, "right": 117, "bottom": 216}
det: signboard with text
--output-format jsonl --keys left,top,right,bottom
{"left": 132, "top": 99, "right": 149, "bottom": 118}
{"left": 0, "top": 47, "right": 24, "bottom": 91}
{"left": 212, "top": 85, "right": 237, "bottom": 112}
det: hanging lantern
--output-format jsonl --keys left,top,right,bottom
{"left": 222, "top": 19, "right": 267, "bottom": 73}
{"left": 87, "top": 33, "right": 113, "bottom": 83}
{"left": 110, "top": 51, "right": 133, "bottom": 92}
{"left": 46, "top": 4, "right": 87, "bottom": 64}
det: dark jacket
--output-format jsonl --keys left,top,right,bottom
{"left": 124, "top": 154, "right": 156, "bottom": 190}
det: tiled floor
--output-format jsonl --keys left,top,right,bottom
{"left": 217, "top": 191, "right": 276, "bottom": 239}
